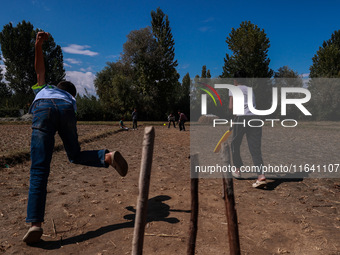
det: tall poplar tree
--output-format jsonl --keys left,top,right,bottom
{"left": 207, "top": 69, "right": 211, "bottom": 78}
{"left": 151, "top": 7, "right": 180, "bottom": 116}
{"left": 177, "top": 72, "right": 190, "bottom": 116}
{"left": 201, "top": 65, "right": 207, "bottom": 78}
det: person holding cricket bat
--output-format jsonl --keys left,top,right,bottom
{"left": 229, "top": 70, "right": 266, "bottom": 188}
{"left": 23, "top": 32, "right": 129, "bottom": 244}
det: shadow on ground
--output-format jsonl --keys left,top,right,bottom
{"left": 28, "top": 195, "right": 189, "bottom": 250}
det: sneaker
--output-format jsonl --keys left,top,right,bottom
{"left": 110, "top": 151, "right": 128, "bottom": 177}
{"left": 23, "top": 226, "right": 43, "bottom": 243}
{"left": 232, "top": 171, "right": 241, "bottom": 179}
{"left": 252, "top": 179, "right": 267, "bottom": 189}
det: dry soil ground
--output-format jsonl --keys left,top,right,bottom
{"left": 0, "top": 122, "right": 339, "bottom": 255}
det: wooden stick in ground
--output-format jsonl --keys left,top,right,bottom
{"left": 52, "top": 219, "right": 57, "bottom": 237}
{"left": 132, "top": 127, "right": 155, "bottom": 255}
{"left": 221, "top": 142, "right": 240, "bottom": 255}
{"left": 187, "top": 154, "right": 199, "bottom": 255}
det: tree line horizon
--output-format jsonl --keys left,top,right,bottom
{"left": 0, "top": 8, "right": 339, "bottom": 121}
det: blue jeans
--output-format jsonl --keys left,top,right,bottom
{"left": 26, "top": 99, "right": 108, "bottom": 223}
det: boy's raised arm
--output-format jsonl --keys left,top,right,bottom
{"left": 35, "top": 32, "right": 49, "bottom": 86}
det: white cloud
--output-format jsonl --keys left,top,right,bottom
{"left": 65, "top": 58, "right": 82, "bottom": 65}
{"left": 302, "top": 78, "right": 311, "bottom": 88}
{"left": 62, "top": 44, "right": 99, "bottom": 57}
{"left": 300, "top": 73, "right": 310, "bottom": 88}
{"left": 199, "top": 17, "right": 214, "bottom": 32}
{"left": 80, "top": 67, "right": 93, "bottom": 72}
{"left": 65, "top": 71, "right": 97, "bottom": 96}
{"left": 106, "top": 54, "right": 120, "bottom": 59}
{"left": 202, "top": 17, "right": 214, "bottom": 23}
{"left": 63, "top": 63, "right": 72, "bottom": 68}
{"left": 0, "top": 60, "right": 7, "bottom": 83}
{"left": 0, "top": 64, "right": 5, "bottom": 73}
{"left": 179, "top": 63, "right": 190, "bottom": 70}
{"left": 31, "top": 0, "right": 51, "bottom": 11}
{"left": 199, "top": 26, "right": 211, "bottom": 32}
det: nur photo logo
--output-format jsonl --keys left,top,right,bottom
{"left": 197, "top": 79, "right": 313, "bottom": 128}
{"left": 197, "top": 82, "right": 223, "bottom": 115}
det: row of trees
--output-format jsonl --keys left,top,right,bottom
{"left": 94, "top": 8, "right": 189, "bottom": 120}
{"left": 0, "top": 15, "right": 339, "bottom": 120}
{"left": 0, "top": 9, "right": 190, "bottom": 120}
{"left": 191, "top": 21, "right": 340, "bottom": 121}
{"left": 191, "top": 21, "right": 303, "bottom": 120}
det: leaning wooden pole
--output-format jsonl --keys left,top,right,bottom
{"left": 187, "top": 154, "right": 199, "bottom": 255}
{"left": 132, "top": 127, "right": 155, "bottom": 255}
{"left": 221, "top": 142, "right": 241, "bottom": 255}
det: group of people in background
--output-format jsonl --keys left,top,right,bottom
{"left": 119, "top": 109, "right": 187, "bottom": 131}
{"left": 168, "top": 111, "right": 187, "bottom": 131}
{"left": 119, "top": 108, "right": 138, "bottom": 130}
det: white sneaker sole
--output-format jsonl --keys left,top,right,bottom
{"left": 252, "top": 180, "right": 267, "bottom": 189}
{"left": 23, "top": 226, "right": 43, "bottom": 243}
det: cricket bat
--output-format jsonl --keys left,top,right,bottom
{"left": 213, "top": 128, "right": 233, "bottom": 153}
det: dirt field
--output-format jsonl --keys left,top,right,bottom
{"left": 0, "top": 122, "right": 339, "bottom": 255}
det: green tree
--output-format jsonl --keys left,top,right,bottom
{"left": 207, "top": 69, "right": 211, "bottom": 78}
{"left": 122, "top": 27, "right": 159, "bottom": 116}
{"left": 308, "top": 30, "right": 340, "bottom": 120}
{"left": 76, "top": 91, "right": 110, "bottom": 121}
{"left": 151, "top": 7, "right": 180, "bottom": 117}
{"left": 221, "top": 21, "right": 273, "bottom": 110}
{"left": 274, "top": 65, "right": 302, "bottom": 87}
{"left": 274, "top": 66, "right": 300, "bottom": 79}
{"left": 96, "top": 27, "right": 161, "bottom": 120}
{"left": 308, "top": 78, "right": 340, "bottom": 120}
{"left": 198, "top": 65, "right": 211, "bottom": 78}
{"left": 0, "top": 20, "right": 65, "bottom": 97}
{"left": 201, "top": 65, "right": 207, "bottom": 78}
{"left": 273, "top": 66, "right": 303, "bottom": 119}
{"left": 95, "top": 9, "right": 180, "bottom": 120}
{"left": 310, "top": 30, "right": 340, "bottom": 78}
{"left": 176, "top": 72, "right": 190, "bottom": 117}
{"left": 94, "top": 61, "right": 137, "bottom": 119}
{"left": 221, "top": 21, "right": 273, "bottom": 78}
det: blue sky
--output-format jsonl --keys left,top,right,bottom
{"left": 1, "top": 0, "right": 339, "bottom": 95}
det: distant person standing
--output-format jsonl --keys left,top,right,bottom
{"left": 167, "top": 113, "right": 176, "bottom": 128}
{"left": 178, "top": 110, "right": 187, "bottom": 131}
{"left": 132, "top": 108, "right": 138, "bottom": 130}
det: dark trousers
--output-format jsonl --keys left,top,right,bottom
{"left": 179, "top": 120, "right": 186, "bottom": 131}
{"left": 168, "top": 120, "right": 176, "bottom": 128}
{"left": 231, "top": 116, "right": 264, "bottom": 175}
{"left": 133, "top": 119, "right": 137, "bottom": 129}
